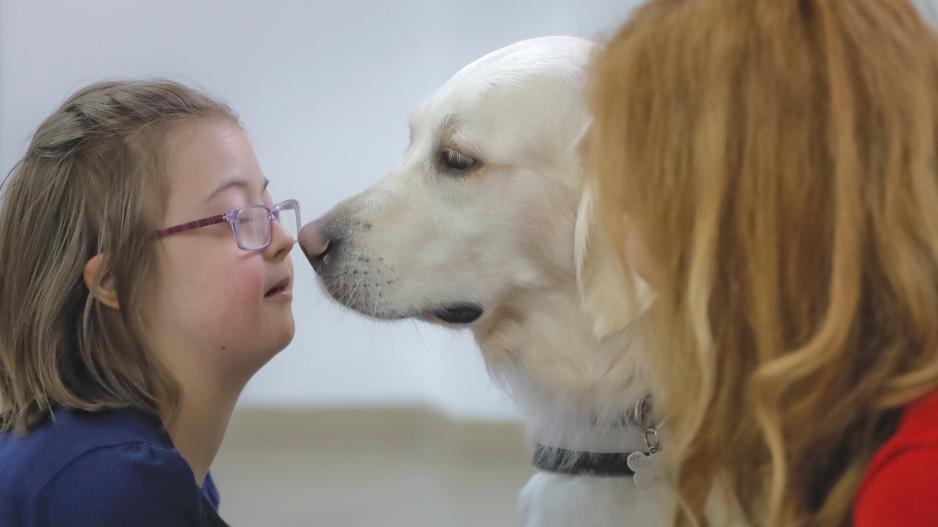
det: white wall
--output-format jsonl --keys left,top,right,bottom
{"left": 7, "top": 1, "right": 934, "bottom": 421}
{"left": 0, "top": 0, "right": 638, "bottom": 420}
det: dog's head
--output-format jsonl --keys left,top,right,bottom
{"left": 300, "top": 37, "right": 597, "bottom": 325}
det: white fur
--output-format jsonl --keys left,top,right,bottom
{"left": 520, "top": 473, "right": 675, "bottom": 527}
{"left": 307, "top": 37, "right": 734, "bottom": 525}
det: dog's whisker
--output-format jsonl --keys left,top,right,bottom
{"left": 409, "top": 319, "right": 434, "bottom": 357}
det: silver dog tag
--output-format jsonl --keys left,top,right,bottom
{"left": 627, "top": 451, "right": 663, "bottom": 488}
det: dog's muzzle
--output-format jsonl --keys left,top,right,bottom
{"left": 299, "top": 218, "right": 341, "bottom": 274}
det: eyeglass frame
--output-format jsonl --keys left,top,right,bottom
{"left": 158, "top": 199, "right": 301, "bottom": 252}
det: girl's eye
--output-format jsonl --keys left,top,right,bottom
{"left": 440, "top": 148, "right": 478, "bottom": 174}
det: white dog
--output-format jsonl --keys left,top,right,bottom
{"left": 300, "top": 37, "right": 679, "bottom": 526}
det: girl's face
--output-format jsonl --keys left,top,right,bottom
{"left": 149, "top": 118, "right": 295, "bottom": 386}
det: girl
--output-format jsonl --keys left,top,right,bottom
{"left": 582, "top": 0, "right": 938, "bottom": 525}
{"left": 0, "top": 80, "right": 300, "bottom": 526}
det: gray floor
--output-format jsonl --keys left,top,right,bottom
{"left": 212, "top": 407, "right": 534, "bottom": 526}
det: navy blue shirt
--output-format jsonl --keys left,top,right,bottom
{"left": 0, "top": 407, "right": 228, "bottom": 527}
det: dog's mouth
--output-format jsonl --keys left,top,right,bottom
{"left": 427, "top": 304, "right": 484, "bottom": 325}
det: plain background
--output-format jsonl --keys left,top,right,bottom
{"left": 1, "top": 0, "right": 641, "bottom": 421}
{"left": 2, "top": 0, "right": 936, "bottom": 421}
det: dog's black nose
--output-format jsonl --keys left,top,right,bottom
{"left": 299, "top": 219, "right": 341, "bottom": 274}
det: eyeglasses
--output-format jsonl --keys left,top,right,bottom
{"left": 158, "top": 199, "right": 301, "bottom": 252}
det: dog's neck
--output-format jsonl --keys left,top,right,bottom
{"left": 473, "top": 282, "right": 653, "bottom": 453}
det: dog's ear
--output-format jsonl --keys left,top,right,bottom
{"left": 574, "top": 180, "right": 654, "bottom": 338}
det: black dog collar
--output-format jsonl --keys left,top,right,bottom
{"left": 532, "top": 444, "right": 636, "bottom": 477}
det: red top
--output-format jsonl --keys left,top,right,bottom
{"left": 853, "top": 390, "right": 938, "bottom": 526}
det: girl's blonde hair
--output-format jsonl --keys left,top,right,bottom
{"left": 585, "top": 0, "right": 938, "bottom": 524}
{"left": 0, "top": 80, "right": 235, "bottom": 434}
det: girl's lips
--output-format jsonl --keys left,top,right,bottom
{"left": 265, "top": 277, "right": 292, "bottom": 298}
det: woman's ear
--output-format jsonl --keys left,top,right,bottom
{"left": 622, "top": 213, "right": 659, "bottom": 290}
{"left": 575, "top": 186, "right": 655, "bottom": 338}
{"left": 83, "top": 254, "right": 120, "bottom": 309}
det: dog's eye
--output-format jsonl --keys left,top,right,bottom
{"left": 440, "top": 148, "right": 477, "bottom": 173}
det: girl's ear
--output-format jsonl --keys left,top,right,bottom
{"left": 83, "top": 254, "right": 120, "bottom": 309}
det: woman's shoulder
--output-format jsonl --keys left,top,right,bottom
{"left": 854, "top": 391, "right": 938, "bottom": 526}
{"left": 0, "top": 407, "right": 207, "bottom": 526}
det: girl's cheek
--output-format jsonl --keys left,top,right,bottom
{"left": 213, "top": 259, "right": 266, "bottom": 321}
